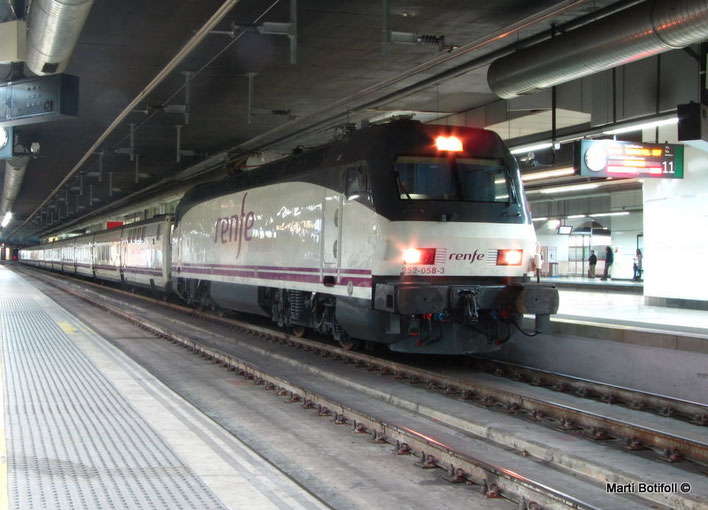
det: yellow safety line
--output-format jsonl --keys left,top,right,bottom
{"left": 0, "top": 349, "right": 8, "bottom": 510}
{"left": 58, "top": 322, "right": 79, "bottom": 335}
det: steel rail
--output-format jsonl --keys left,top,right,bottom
{"left": 22, "top": 267, "right": 603, "bottom": 510}
{"left": 16, "top": 264, "right": 708, "bottom": 470}
{"left": 470, "top": 358, "right": 708, "bottom": 425}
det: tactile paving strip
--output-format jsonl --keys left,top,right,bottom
{"left": 0, "top": 273, "right": 227, "bottom": 510}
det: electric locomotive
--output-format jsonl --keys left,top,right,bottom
{"left": 172, "top": 120, "right": 558, "bottom": 354}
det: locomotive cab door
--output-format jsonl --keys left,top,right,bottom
{"left": 321, "top": 168, "right": 343, "bottom": 286}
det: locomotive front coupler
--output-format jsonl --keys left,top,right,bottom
{"left": 374, "top": 281, "right": 558, "bottom": 329}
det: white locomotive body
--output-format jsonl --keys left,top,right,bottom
{"left": 20, "top": 121, "right": 558, "bottom": 355}
{"left": 172, "top": 121, "right": 558, "bottom": 354}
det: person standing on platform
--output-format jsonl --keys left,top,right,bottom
{"left": 601, "top": 246, "right": 613, "bottom": 280}
{"left": 633, "top": 248, "right": 643, "bottom": 281}
{"left": 588, "top": 250, "right": 597, "bottom": 278}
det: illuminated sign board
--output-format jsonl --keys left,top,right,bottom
{"left": 577, "top": 140, "right": 683, "bottom": 179}
{"left": 0, "top": 74, "right": 79, "bottom": 128}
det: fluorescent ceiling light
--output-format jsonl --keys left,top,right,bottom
{"left": 1, "top": 211, "right": 11, "bottom": 228}
{"left": 522, "top": 166, "right": 576, "bottom": 182}
{"left": 509, "top": 142, "right": 553, "bottom": 154}
{"left": 531, "top": 217, "right": 548, "bottom": 222}
{"left": 567, "top": 214, "right": 586, "bottom": 218}
{"left": 589, "top": 211, "right": 630, "bottom": 217}
{"left": 539, "top": 183, "right": 599, "bottom": 194}
{"left": 602, "top": 117, "right": 678, "bottom": 135}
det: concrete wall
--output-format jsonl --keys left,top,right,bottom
{"left": 608, "top": 212, "right": 643, "bottom": 280}
{"left": 643, "top": 145, "right": 708, "bottom": 303}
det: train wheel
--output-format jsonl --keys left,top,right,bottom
{"left": 292, "top": 325, "right": 308, "bottom": 338}
{"left": 338, "top": 337, "right": 361, "bottom": 351}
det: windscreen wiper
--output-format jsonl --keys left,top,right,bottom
{"left": 394, "top": 169, "right": 412, "bottom": 199}
{"left": 504, "top": 166, "right": 519, "bottom": 205}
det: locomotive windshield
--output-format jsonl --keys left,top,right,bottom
{"left": 395, "top": 156, "right": 515, "bottom": 203}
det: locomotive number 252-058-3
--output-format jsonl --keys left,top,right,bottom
{"left": 402, "top": 266, "right": 445, "bottom": 275}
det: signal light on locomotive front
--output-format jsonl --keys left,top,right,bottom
{"left": 496, "top": 249, "right": 523, "bottom": 266}
{"left": 403, "top": 247, "right": 437, "bottom": 265}
{"left": 435, "top": 136, "right": 463, "bottom": 152}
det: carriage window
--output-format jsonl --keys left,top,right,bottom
{"left": 156, "top": 225, "right": 161, "bottom": 241}
{"left": 394, "top": 156, "right": 512, "bottom": 202}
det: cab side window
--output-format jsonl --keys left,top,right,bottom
{"left": 346, "top": 164, "right": 368, "bottom": 199}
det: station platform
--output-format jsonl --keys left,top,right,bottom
{"left": 555, "top": 287, "right": 708, "bottom": 335}
{"left": 0, "top": 265, "right": 326, "bottom": 510}
{"left": 538, "top": 275, "right": 708, "bottom": 333}
{"left": 525, "top": 276, "right": 708, "bottom": 357}
{"left": 540, "top": 275, "right": 643, "bottom": 293}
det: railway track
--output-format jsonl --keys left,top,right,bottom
{"left": 468, "top": 357, "right": 708, "bottom": 426}
{"left": 15, "top": 265, "right": 708, "bottom": 510}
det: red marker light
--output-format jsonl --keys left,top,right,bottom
{"left": 496, "top": 249, "right": 523, "bottom": 266}
{"left": 435, "top": 136, "right": 463, "bottom": 152}
{"left": 403, "top": 248, "right": 437, "bottom": 265}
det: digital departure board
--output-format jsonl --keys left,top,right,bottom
{"left": 578, "top": 140, "right": 684, "bottom": 179}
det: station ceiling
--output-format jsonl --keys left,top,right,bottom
{"left": 0, "top": 0, "right": 654, "bottom": 241}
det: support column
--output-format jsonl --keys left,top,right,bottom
{"left": 643, "top": 145, "right": 708, "bottom": 310}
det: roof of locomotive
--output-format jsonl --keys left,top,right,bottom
{"left": 175, "top": 120, "right": 511, "bottom": 223}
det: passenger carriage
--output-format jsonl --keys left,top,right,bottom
{"left": 93, "top": 227, "right": 122, "bottom": 282}
{"left": 19, "top": 121, "right": 558, "bottom": 355}
{"left": 120, "top": 216, "right": 172, "bottom": 292}
{"left": 74, "top": 232, "right": 94, "bottom": 278}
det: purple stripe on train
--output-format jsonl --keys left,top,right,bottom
{"left": 180, "top": 262, "right": 371, "bottom": 276}
{"left": 177, "top": 266, "right": 371, "bottom": 287}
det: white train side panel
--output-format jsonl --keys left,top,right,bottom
{"left": 173, "top": 182, "right": 374, "bottom": 300}
{"left": 93, "top": 228, "right": 122, "bottom": 282}
{"left": 121, "top": 217, "right": 171, "bottom": 290}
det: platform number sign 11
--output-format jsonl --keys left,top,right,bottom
{"left": 578, "top": 140, "right": 684, "bottom": 179}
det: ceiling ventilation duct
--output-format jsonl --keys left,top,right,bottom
{"left": 1, "top": 156, "right": 30, "bottom": 217}
{"left": 25, "top": 0, "right": 95, "bottom": 75}
{"left": 487, "top": 0, "right": 708, "bottom": 99}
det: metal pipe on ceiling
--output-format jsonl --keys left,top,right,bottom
{"left": 4, "top": 0, "right": 93, "bottom": 232}
{"left": 1, "top": 156, "right": 29, "bottom": 216}
{"left": 487, "top": 0, "right": 708, "bottom": 99}
{"left": 11, "top": 0, "right": 242, "bottom": 239}
{"left": 25, "top": 0, "right": 95, "bottom": 75}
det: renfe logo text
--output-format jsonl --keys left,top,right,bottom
{"left": 449, "top": 250, "right": 484, "bottom": 263}
{"left": 213, "top": 193, "right": 255, "bottom": 258}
